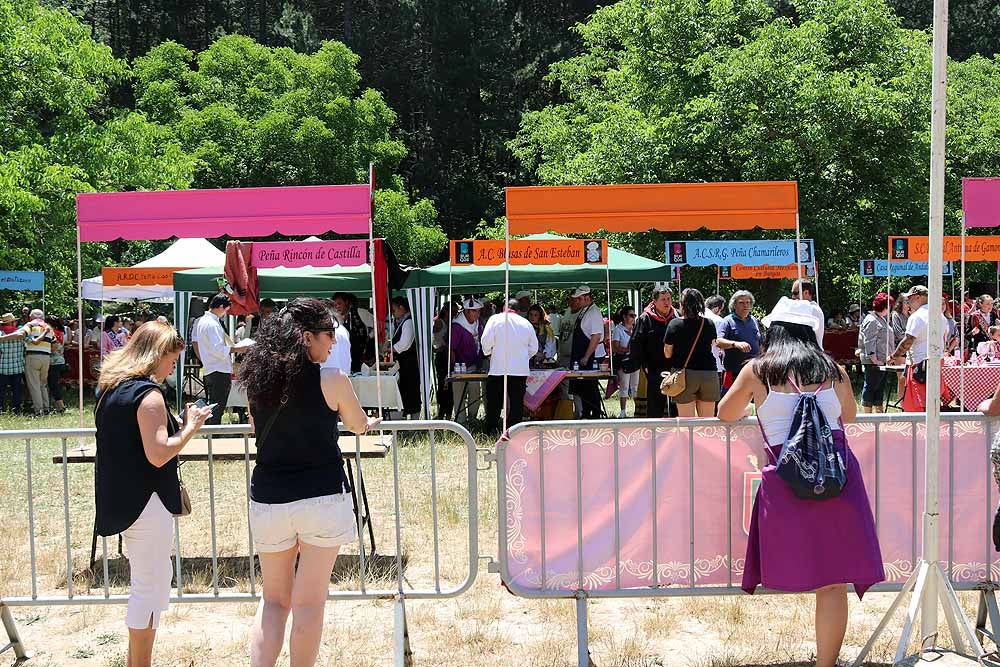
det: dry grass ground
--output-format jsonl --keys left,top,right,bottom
{"left": 0, "top": 404, "right": 984, "bottom": 667}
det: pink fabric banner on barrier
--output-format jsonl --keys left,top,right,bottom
{"left": 77, "top": 185, "right": 371, "bottom": 241}
{"left": 502, "top": 421, "right": 996, "bottom": 592}
{"left": 963, "top": 178, "right": 1000, "bottom": 228}
{"left": 251, "top": 240, "right": 367, "bottom": 268}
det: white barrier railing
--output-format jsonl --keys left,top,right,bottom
{"left": 495, "top": 413, "right": 1000, "bottom": 667}
{"left": 0, "top": 420, "right": 480, "bottom": 666}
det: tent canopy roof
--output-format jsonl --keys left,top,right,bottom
{"left": 82, "top": 237, "right": 227, "bottom": 301}
{"left": 134, "top": 237, "right": 225, "bottom": 268}
{"left": 402, "top": 234, "right": 668, "bottom": 289}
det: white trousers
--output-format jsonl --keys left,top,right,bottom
{"left": 122, "top": 493, "right": 174, "bottom": 630}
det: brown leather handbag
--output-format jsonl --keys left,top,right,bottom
{"left": 660, "top": 317, "right": 706, "bottom": 398}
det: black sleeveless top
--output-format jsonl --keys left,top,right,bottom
{"left": 249, "top": 362, "right": 349, "bottom": 504}
{"left": 94, "top": 378, "right": 181, "bottom": 536}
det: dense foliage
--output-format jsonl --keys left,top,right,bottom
{"left": 4, "top": 0, "right": 1000, "bottom": 313}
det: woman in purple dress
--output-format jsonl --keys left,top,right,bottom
{"left": 718, "top": 297, "right": 884, "bottom": 667}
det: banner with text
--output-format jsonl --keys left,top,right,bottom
{"left": 719, "top": 263, "right": 817, "bottom": 280}
{"left": 102, "top": 267, "right": 187, "bottom": 287}
{"left": 450, "top": 239, "right": 608, "bottom": 266}
{"left": 889, "top": 236, "right": 1000, "bottom": 262}
{"left": 502, "top": 420, "right": 995, "bottom": 593}
{"left": 860, "top": 259, "right": 953, "bottom": 278}
{"left": 666, "top": 239, "right": 814, "bottom": 267}
{"left": 0, "top": 271, "right": 44, "bottom": 291}
{"left": 251, "top": 240, "right": 368, "bottom": 268}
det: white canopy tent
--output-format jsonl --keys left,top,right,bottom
{"left": 81, "top": 237, "right": 225, "bottom": 302}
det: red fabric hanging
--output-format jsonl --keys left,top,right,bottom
{"left": 224, "top": 241, "right": 259, "bottom": 316}
{"left": 374, "top": 238, "right": 388, "bottom": 348}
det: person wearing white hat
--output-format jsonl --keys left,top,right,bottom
{"left": 889, "top": 285, "right": 948, "bottom": 410}
{"left": 719, "top": 297, "right": 883, "bottom": 667}
{"left": 450, "top": 298, "right": 485, "bottom": 423}
{"left": 569, "top": 285, "right": 605, "bottom": 419}
{"left": 514, "top": 290, "right": 532, "bottom": 317}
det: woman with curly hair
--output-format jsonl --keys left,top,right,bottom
{"left": 238, "top": 298, "right": 379, "bottom": 667}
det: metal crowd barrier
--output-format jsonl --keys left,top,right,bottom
{"left": 0, "top": 420, "right": 480, "bottom": 666}
{"left": 496, "top": 413, "right": 1000, "bottom": 667}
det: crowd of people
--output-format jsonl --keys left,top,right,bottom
{"left": 91, "top": 285, "right": 901, "bottom": 667}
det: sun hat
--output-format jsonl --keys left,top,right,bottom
{"left": 761, "top": 297, "right": 821, "bottom": 336}
{"left": 0, "top": 313, "right": 14, "bottom": 324}
{"left": 571, "top": 285, "right": 591, "bottom": 298}
{"left": 849, "top": 303, "right": 861, "bottom": 313}
{"left": 515, "top": 290, "right": 531, "bottom": 299}
{"left": 903, "top": 285, "right": 929, "bottom": 298}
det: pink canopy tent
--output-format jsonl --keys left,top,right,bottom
{"left": 77, "top": 184, "right": 372, "bottom": 241}
{"left": 74, "top": 176, "right": 380, "bottom": 420}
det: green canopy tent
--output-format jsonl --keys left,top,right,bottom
{"left": 402, "top": 233, "right": 668, "bottom": 288}
{"left": 402, "top": 234, "right": 670, "bottom": 418}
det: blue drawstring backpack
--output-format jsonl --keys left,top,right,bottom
{"left": 775, "top": 377, "right": 848, "bottom": 500}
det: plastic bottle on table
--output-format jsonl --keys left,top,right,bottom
{"left": 573, "top": 361, "right": 580, "bottom": 372}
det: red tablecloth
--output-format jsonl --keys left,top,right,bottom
{"left": 941, "top": 364, "right": 1000, "bottom": 408}
{"left": 823, "top": 329, "right": 859, "bottom": 364}
{"left": 64, "top": 346, "right": 100, "bottom": 386}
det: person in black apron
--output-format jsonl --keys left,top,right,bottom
{"left": 391, "top": 297, "right": 421, "bottom": 418}
{"left": 569, "top": 286, "right": 604, "bottom": 419}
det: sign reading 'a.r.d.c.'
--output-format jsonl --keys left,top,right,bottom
{"left": 450, "top": 239, "right": 608, "bottom": 266}
{"left": 102, "top": 267, "right": 187, "bottom": 286}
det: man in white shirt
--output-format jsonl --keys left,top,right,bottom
{"left": 481, "top": 298, "right": 538, "bottom": 432}
{"left": 320, "top": 304, "right": 352, "bottom": 375}
{"left": 570, "top": 285, "right": 605, "bottom": 419}
{"left": 890, "top": 285, "right": 948, "bottom": 368}
{"left": 192, "top": 294, "right": 240, "bottom": 425}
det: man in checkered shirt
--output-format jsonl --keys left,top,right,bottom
{"left": 0, "top": 312, "right": 24, "bottom": 413}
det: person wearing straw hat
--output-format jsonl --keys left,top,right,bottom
{"left": 450, "top": 297, "right": 485, "bottom": 423}
{"left": 718, "top": 297, "right": 883, "bottom": 667}
{"left": 515, "top": 290, "right": 532, "bottom": 317}
{"left": 888, "top": 285, "right": 948, "bottom": 410}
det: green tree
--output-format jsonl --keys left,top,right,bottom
{"left": 133, "top": 34, "right": 446, "bottom": 265}
{"left": 512, "top": 0, "right": 1000, "bottom": 307}
{"left": 0, "top": 0, "right": 194, "bottom": 313}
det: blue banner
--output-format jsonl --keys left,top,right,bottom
{"left": 858, "top": 259, "right": 953, "bottom": 278}
{"left": 0, "top": 271, "right": 44, "bottom": 291}
{"left": 666, "top": 239, "right": 815, "bottom": 268}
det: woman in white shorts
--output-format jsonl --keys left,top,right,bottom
{"left": 95, "top": 321, "right": 213, "bottom": 667}
{"left": 612, "top": 306, "right": 639, "bottom": 418}
{"left": 239, "top": 298, "right": 379, "bottom": 667}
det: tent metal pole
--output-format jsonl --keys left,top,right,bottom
{"left": 76, "top": 226, "right": 84, "bottom": 430}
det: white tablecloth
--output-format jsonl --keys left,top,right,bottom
{"left": 227, "top": 373, "right": 404, "bottom": 410}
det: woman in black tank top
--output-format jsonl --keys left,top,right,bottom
{"left": 238, "top": 298, "right": 377, "bottom": 667}
{"left": 94, "top": 321, "right": 213, "bottom": 667}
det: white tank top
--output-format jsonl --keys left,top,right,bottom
{"left": 756, "top": 386, "right": 843, "bottom": 446}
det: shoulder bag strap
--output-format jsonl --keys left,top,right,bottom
{"left": 255, "top": 395, "right": 287, "bottom": 448}
{"left": 680, "top": 317, "right": 706, "bottom": 371}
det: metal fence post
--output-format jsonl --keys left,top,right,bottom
{"left": 394, "top": 593, "right": 413, "bottom": 667}
{"left": 0, "top": 601, "right": 29, "bottom": 659}
{"left": 576, "top": 591, "right": 591, "bottom": 667}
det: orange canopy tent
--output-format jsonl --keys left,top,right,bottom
{"left": 505, "top": 181, "right": 798, "bottom": 234}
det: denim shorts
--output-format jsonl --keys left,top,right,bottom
{"left": 249, "top": 493, "right": 357, "bottom": 552}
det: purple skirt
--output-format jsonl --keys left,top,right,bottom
{"left": 742, "top": 429, "right": 885, "bottom": 599}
